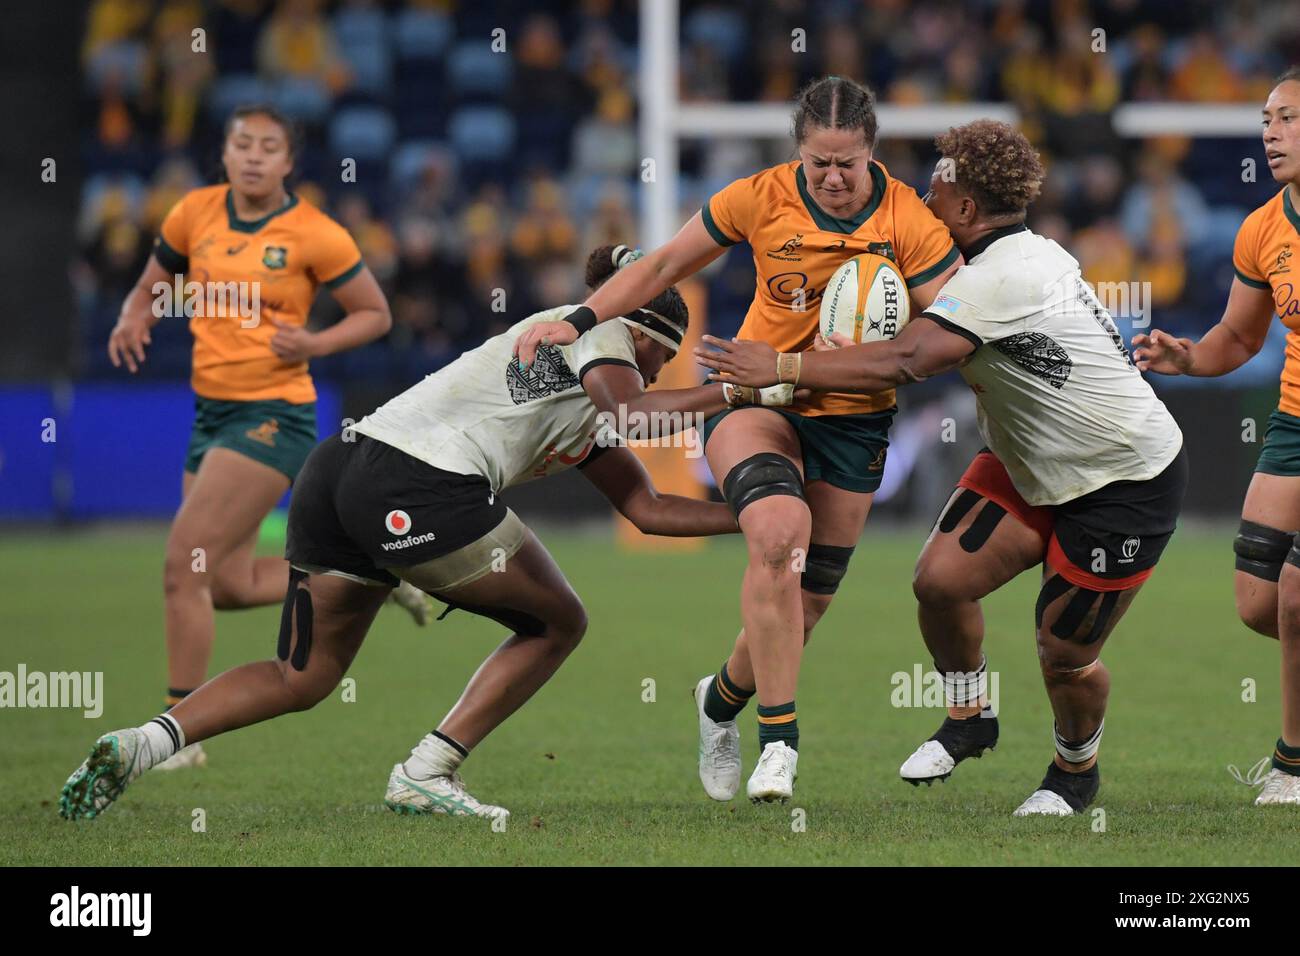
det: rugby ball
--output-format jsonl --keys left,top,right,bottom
{"left": 819, "top": 253, "right": 910, "bottom": 344}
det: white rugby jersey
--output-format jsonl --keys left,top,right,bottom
{"left": 352, "top": 307, "right": 637, "bottom": 492}
{"left": 923, "top": 225, "right": 1183, "bottom": 506}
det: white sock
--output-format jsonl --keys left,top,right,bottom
{"left": 140, "top": 714, "right": 186, "bottom": 767}
{"left": 404, "top": 732, "right": 466, "bottom": 779}
{"left": 1054, "top": 720, "right": 1104, "bottom": 764}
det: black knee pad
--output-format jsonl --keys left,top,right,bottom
{"left": 1236, "top": 520, "right": 1295, "bottom": 582}
{"left": 277, "top": 567, "right": 313, "bottom": 670}
{"left": 432, "top": 595, "right": 548, "bottom": 637}
{"left": 1035, "top": 574, "right": 1120, "bottom": 645}
{"left": 801, "top": 543, "right": 855, "bottom": 595}
{"left": 721, "top": 452, "right": 805, "bottom": 520}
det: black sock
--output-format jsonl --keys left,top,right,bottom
{"left": 703, "top": 662, "right": 753, "bottom": 723}
{"left": 1273, "top": 737, "right": 1300, "bottom": 776}
{"left": 757, "top": 701, "right": 798, "bottom": 752}
{"left": 165, "top": 687, "right": 193, "bottom": 710}
{"left": 1041, "top": 760, "right": 1100, "bottom": 811}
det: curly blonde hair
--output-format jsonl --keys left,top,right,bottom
{"left": 933, "top": 120, "right": 1044, "bottom": 217}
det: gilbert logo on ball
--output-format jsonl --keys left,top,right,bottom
{"left": 819, "top": 252, "right": 910, "bottom": 344}
{"left": 385, "top": 510, "right": 412, "bottom": 536}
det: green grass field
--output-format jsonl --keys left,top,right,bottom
{"left": 2, "top": 524, "right": 1297, "bottom": 866}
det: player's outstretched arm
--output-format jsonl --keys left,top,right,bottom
{"left": 695, "top": 317, "right": 974, "bottom": 394}
{"left": 579, "top": 361, "right": 805, "bottom": 436}
{"left": 108, "top": 254, "right": 174, "bottom": 373}
{"left": 513, "top": 214, "right": 725, "bottom": 366}
{"left": 271, "top": 266, "right": 391, "bottom": 364}
{"left": 582, "top": 361, "right": 729, "bottom": 424}
{"left": 579, "top": 444, "right": 738, "bottom": 537}
{"left": 1133, "top": 277, "right": 1275, "bottom": 376}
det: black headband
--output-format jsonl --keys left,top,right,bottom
{"left": 623, "top": 307, "right": 685, "bottom": 350}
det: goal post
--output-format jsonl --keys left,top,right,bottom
{"left": 637, "top": 0, "right": 1266, "bottom": 248}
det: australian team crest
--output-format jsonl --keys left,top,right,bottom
{"left": 262, "top": 246, "right": 287, "bottom": 269}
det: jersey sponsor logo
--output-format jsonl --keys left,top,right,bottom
{"left": 385, "top": 509, "right": 412, "bottom": 536}
{"left": 766, "top": 234, "right": 804, "bottom": 262}
{"left": 245, "top": 419, "right": 279, "bottom": 446}
{"left": 1121, "top": 536, "right": 1140, "bottom": 561}
{"left": 380, "top": 530, "right": 437, "bottom": 551}
{"left": 227, "top": 241, "right": 248, "bottom": 256}
{"left": 506, "top": 345, "right": 579, "bottom": 404}
{"left": 1269, "top": 245, "right": 1292, "bottom": 277}
{"left": 991, "top": 331, "right": 1073, "bottom": 389}
{"left": 1273, "top": 282, "right": 1300, "bottom": 318}
{"left": 767, "top": 272, "right": 819, "bottom": 307}
{"left": 262, "top": 246, "right": 288, "bottom": 269}
{"left": 823, "top": 238, "right": 847, "bottom": 252}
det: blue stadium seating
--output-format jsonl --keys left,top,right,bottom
{"left": 393, "top": 8, "right": 453, "bottom": 62}
{"left": 273, "top": 77, "right": 332, "bottom": 124}
{"left": 683, "top": 8, "right": 748, "bottom": 64}
{"left": 448, "top": 106, "right": 516, "bottom": 163}
{"left": 84, "top": 40, "right": 149, "bottom": 95}
{"left": 329, "top": 106, "right": 398, "bottom": 162}
{"left": 207, "top": 74, "right": 274, "bottom": 123}
{"left": 447, "top": 40, "right": 514, "bottom": 100}
{"left": 389, "top": 139, "right": 448, "bottom": 191}
{"left": 334, "top": 7, "right": 394, "bottom": 96}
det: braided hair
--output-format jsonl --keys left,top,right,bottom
{"left": 792, "top": 75, "right": 878, "bottom": 148}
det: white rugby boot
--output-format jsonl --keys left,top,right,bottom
{"left": 746, "top": 741, "right": 798, "bottom": 804}
{"left": 384, "top": 763, "right": 510, "bottom": 821}
{"left": 1255, "top": 768, "right": 1300, "bottom": 805}
{"left": 388, "top": 579, "right": 433, "bottom": 626}
{"left": 60, "top": 728, "right": 155, "bottom": 820}
{"left": 694, "top": 676, "right": 741, "bottom": 801}
{"left": 1012, "top": 789, "right": 1076, "bottom": 816}
{"left": 1012, "top": 761, "right": 1100, "bottom": 817}
{"left": 900, "top": 712, "right": 998, "bottom": 786}
{"left": 155, "top": 741, "right": 207, "bottom": 771}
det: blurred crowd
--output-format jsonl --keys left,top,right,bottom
{"left": 76, "top": 0, "right": 1300, "bottom": 385}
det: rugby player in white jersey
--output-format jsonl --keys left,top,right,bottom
{"left": 59, "top": 245, "right": 802, "bottom": 823}
{"left": 695, "top": 121, "right": 1188, "bottom": 817}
